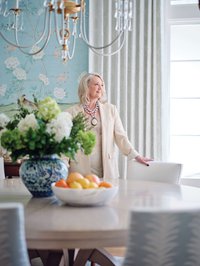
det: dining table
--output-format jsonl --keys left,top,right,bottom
{"left": 1, "top": 178, "right": 200, "bottom": 265}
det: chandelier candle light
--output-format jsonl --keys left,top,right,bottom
{"left": 0, "top": 0, "right": 133, "bottom": 62}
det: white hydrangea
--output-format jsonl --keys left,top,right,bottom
{"left": 46, "top": 112, "right": 73, "bottom": 142}
{"left": 13, "top": 67, "right": 27, "bottom": 80}
{"left": 4, "top": 56, "right": 20, "bottom": 70}
{"left": 53, "top": 87, "right": 66, "bottom": 99}
{"left": 39, "top": 73, "right": 49, "bottom": 85}
{"left": 0, "top": 113, "right": 10, "bottom": 129}
{"left": 18, "top": 114, "right": 38, "bottom": 132}
{"left": 0, "top": 84, "right": 6, "bottom": 96}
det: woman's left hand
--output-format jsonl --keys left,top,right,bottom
{"left": 135, "top": 155, "right": 153, "bottom": 166}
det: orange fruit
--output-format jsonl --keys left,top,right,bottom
{"left": 99, "top": 181, "right": 113, "bottom": 188}
{"left": 66, "top": 172, "right": 84, "bottom": 184}
{"left": 55, "top": 179, "right": 69, "bottom": 188}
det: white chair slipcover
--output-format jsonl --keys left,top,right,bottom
{"left": 0, "top": 157, "right": 5, "bottom": 179}
{"left": 127, "top": 160, "right": 183, "bottom": 184}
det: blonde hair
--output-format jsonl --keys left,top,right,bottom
{"left": 78, "top": 73, "right": 107, "bottom": 104}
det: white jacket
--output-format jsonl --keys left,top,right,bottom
{"left": 66, "top": 102, "right": 139, "bottom": 179}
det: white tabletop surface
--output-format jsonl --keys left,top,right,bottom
{"left": 1, "top": 178, "right": 200, "bottom": 249}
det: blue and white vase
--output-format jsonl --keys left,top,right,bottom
{"left": 19, "top": 155, "right": 68, "bottom": 197}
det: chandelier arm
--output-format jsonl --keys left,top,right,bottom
{"left": 0, "top": 7, "right": 49, "bottom": 49}
{"left": 80, "top": 9, "right": 123, "bottom": 50}
{"left": 0, "top": 30, "right": 26, "bottom": 48}
{"left": 90, "top": 31, "right": 127, "bottom": 57}
{"left": 14, "top": 11, "right": 52, "bottom": 56}
{"left": 67, "top": 35, "right": 76, "bottom": 60}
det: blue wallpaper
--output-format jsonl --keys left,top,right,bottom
{"left": 0, "top": 0, "right": 88, "bottom": 106}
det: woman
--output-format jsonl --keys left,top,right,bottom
{"left": 67, "top": 73, "right": 151, "bottom": 179}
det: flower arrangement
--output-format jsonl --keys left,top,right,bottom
{"left": 0, "top": 96, "right": 96, "bottom": 162}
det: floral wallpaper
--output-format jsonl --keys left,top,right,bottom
{"left": 0, "top": 0, "right": 88, "bottom": 107}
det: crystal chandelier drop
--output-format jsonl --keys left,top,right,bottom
{"left": 0, "top": 0, "right": 133, "bottom": 62}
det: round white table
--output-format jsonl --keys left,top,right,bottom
{"left": 1, "top": 178, "right": 200, "bottom": 250}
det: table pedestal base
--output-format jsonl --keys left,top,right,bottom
{"left": 74, "top": 248, "right": 116, "bottom": 266}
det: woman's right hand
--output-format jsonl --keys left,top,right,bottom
{"left": 135, "top": 155, "right": 153, "bottom": 166}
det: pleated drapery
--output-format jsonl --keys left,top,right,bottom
{"left": 89, "top": 0, "right": 165, "bottom": 178}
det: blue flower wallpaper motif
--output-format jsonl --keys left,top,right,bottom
{"left": 0, "top": 0, "right": 88, "bottom": 106}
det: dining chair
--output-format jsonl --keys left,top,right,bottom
{"left": 105, "top": 161, "right": 183, "bottom": 263}
{"left": 0, "top": 157, "right": 5, "bottom": 179}
{"left": 0, "top": 202, "right": 30, "bottom": 266}
{"left": 123, "top": 208, "right": 200, "bottom": 266}
{"left": 127, "top": 160, "right": 183, "bottom": 184}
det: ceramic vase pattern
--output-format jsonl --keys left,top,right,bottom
{"left": 19, "top": 155, "right": 68, "bottom": 197}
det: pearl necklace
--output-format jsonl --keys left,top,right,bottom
{"left": 83, "top": 101, "right": 99, "bottom": 126}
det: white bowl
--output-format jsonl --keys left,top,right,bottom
{"left": 51, "top": 183, "right": 118, "bottom": 206}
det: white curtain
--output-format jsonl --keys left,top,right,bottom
{"left": 89, "top": 0, "right": 165, "bottom": 178}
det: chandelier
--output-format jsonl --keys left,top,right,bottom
{"left": 0, "top": 0, "right": 133, "bottom": 62}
